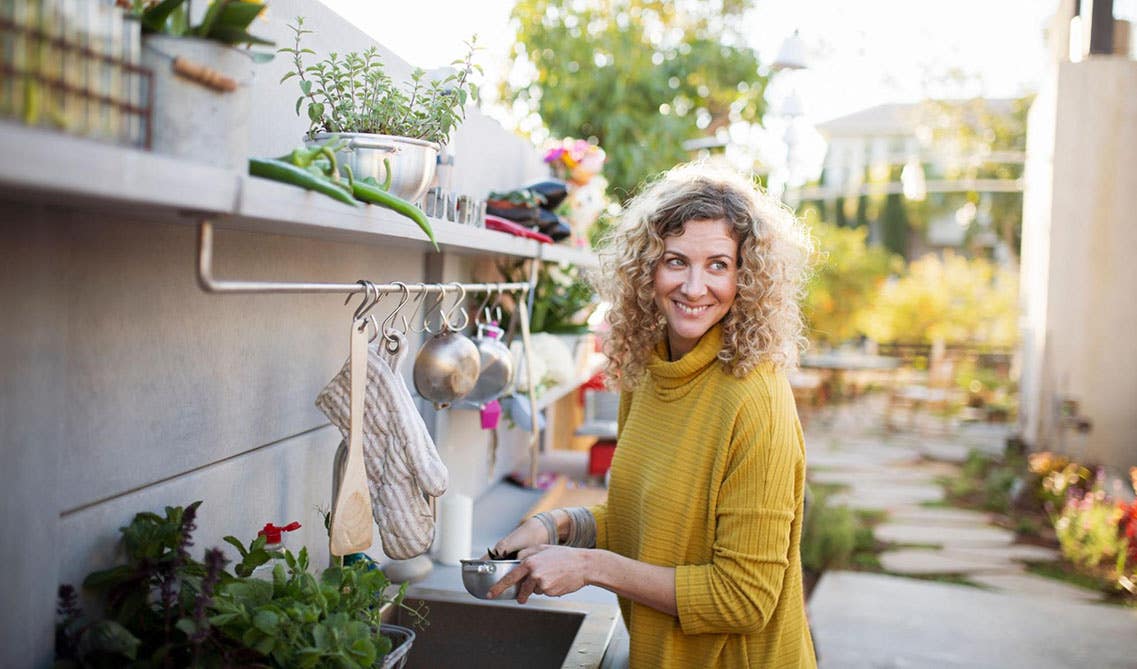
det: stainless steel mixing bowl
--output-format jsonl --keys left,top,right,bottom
{"left": 308, "top": 132, "right": 439, "bottom": 204}
{"left": 460, "top": 559, "right": 522, "bottom": 600}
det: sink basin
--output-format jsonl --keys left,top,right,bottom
{"left": 385, "top": 587, "right": 619, "bottom": 669}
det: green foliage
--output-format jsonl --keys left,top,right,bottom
{"left": 860, "top": 251, "right": 1018, "bottom": 346}
{"left": 56, "top": 501, "right": 421, "bottom": 668}
{"left": 281, "top": 17, "right": 480, "bottom": 145}
{"left": 498, "top": 261, "right": 598, "bottom": 334}
{"left": 918, "top": 95, "right": 1032, "bottom": 257}
{"left": 505, "top": 0, "right": 766, "bottom": 201}
{"left": 802, "top": 218, "right": 900, "bottom": 345}
{"left": 880, "top": 193, "right": 909, "bottom": 258}
{"left": 1054, "top": 476, "right": 1127, "bottom": 573}
{"left": 127, "top": 0, "right": 274, "bottom": 48}
{"left": 801, "top": 488, "right": 858, "bottom": 572}
{"left": 944, "top": 450, "right": 1024, "bottom": 514}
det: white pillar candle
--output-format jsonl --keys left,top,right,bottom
{"left": 433, "top": 492, "right": 473, "bottom": 566}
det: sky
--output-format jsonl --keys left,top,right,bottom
{"left": 320, "top": 0, "right": 1065, "bottom": 123}
{"left": 317, "top": 0, "right": 1133, "bottom": 184}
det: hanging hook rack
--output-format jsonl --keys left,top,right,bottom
{"left": 196, "top": 221, "right": 532, "bottom": 297}
{"left": 196, "top": 220, "right": 544, "bottom": 486}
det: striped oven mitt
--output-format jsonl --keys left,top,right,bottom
{"left": 316, "top": 329, "right": 449, "bottom": 559}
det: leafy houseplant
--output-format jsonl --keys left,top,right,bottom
{"left": 126, "top": 0, "right": 274, "bottom": 50}
{"left": 56, "top": 501, "right": 422, "bottom": 668}
{"left": 497, "top": 261, "right": 597, "bottom": 335}
{"left": 277, "top": 17, "right": 479, "bottom": 203}
{"left": 129, "top": 0, "right": 274, "bottom": 168}
{"left": 280, "top": 17, "right": 479, "bottom": 145}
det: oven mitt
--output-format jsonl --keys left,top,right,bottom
{"left": 316, "top": 329, "right": 449, "bottom": 559}
{"left": 374, "top": 329, "right": 448, "bottom": 495}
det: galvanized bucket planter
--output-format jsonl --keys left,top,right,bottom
{"left": 141, "top": 34, "right": 254, "bottom": 169}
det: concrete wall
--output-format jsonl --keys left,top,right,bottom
{"left": 0, "top": 1, "right": 548, "bottom": 665}
{"left": 1019, "top": 57, "right": 1137, "bottom": 471}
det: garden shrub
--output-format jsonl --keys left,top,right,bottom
{"left": 802, "top": 489, "right": 858, "bottom": 572}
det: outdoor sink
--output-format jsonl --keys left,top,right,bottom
{"left": 385, "top": 587, "right": 620, "bottom": 669}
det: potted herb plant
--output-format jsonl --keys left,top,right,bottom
{"left": 129, "top": 0, "right": 274, "bottom": 168}
{"left": 55, "top": 501, "right": 422, "bottom": 668}
{"left": 279, "top": 17, "right": 479, "bottom": 203}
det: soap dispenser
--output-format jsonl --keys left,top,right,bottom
{"left": 251, "top": 521, "right": 301, "bottom": 580}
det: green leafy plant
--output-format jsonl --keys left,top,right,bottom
{"left": 1054, "top": 472, "right": 1127, "bottom": 575}
{"left": 497, "top": 261, "right": 598, "bottom": 334}
{"left": 801, "top": 490, "right": 858, "bottom": 573}
{"left": 280, "top": 17, "right": 480, "bottom": 144}
{"left": 802, "top": 217, "right": 901, "bottom": 346}
{"left": 126, "top": 0, "right": 274, "bottom": 50}
{"left": 56, "top": 501, "right": 423, "bottom": 668}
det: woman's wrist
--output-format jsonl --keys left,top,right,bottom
{"left": 531, "top": 512, "right": 558, "bottom": 545}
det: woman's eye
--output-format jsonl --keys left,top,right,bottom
{"left": 665, "top": 257, "right": 685, "bottom": 268}
{"left": 711, "top": 261, "right": 729, "bottom": 271}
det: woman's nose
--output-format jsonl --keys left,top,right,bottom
{"left": 681, "top": 270, "right": 706, "bottom": 298}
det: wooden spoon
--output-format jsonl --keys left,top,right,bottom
{"left": 330, "top": 322, "right": 373, "bottom": 556}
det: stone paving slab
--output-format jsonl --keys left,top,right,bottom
{"left": 886, "top": 507, "right": 992, "bottom": 526}
{"left": 945, "top": 544, "right": 1062, "bottom": 562}
{"left": 875, "top": 522, "right": 1015, "bottom": 548}
{"left": 829, "top": 484, "right": 944, "bottom": 510}
{"left": 918, "top": 441, "right": 975, "bottom": 463}
{"left": 808, "top": 469, "right": 940, "bottom": 487}
{"left": 810, "top": 571, "right": 1137, "bottom": 668}
{"left": 878, "top": 548, "right": 1017, "bottom": 574}
{"left": 807, "top": 445, "right": 922, "bottom": 470}
{"left": 969, "top": 572, "right": 1102, "bottom": 602}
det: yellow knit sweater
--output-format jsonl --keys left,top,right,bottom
{"left": 590, "top": 325, "right": 816, "bottom": 668}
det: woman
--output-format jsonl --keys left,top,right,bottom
{"left": 488, "top": 162, "right": 816, "bottom": 668}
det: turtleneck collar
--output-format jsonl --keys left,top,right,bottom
{"left": 645, "top": 323, "right": 723, "bottom": 395}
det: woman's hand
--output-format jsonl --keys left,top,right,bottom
{"left": 487, "top": 545, "right": 593, "bottom": 603}
{"left": 487, "top": 516, "right": 550, "bottom": 559}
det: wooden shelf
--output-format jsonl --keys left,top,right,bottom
{"left": 0, "top": 122, "right": 600, "bottom": 267}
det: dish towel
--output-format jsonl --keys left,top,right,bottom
{"left": 317, "top": 329, "right": 449, "bottom": 559}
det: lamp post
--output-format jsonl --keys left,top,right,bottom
{"left": 767, "top": 30, "right": 810, "bottom": 202}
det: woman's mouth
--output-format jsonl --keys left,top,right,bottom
{"left": 673, "top": 301, "right": 711, "bottom": 316}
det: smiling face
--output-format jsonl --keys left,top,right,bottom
{"left": 653, "top": 218, "right": 740, "bottom": 360}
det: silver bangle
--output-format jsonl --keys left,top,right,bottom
{"left": 532, "top": 511, "right": 558, "bottom": 545}
{"left": 563, "top": 506, "right": 597, "bottom": 548}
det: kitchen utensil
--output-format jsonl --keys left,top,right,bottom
{"left": 307, "top": 132, "right": 439, "bottom": 203}
{"left": 413, "top": 286, "right": 480, "bottom": 408}
{"left": 460, "top": 558, "right": 522, "bottom": 600}
{"left": 463, "top": 322, "right": 514, "bottom": 406}
{"left": 329, "top": 321, "right": 374, "bottom": 556}
{"left": 413, "top": 331, "right": 480, "bottom": 408}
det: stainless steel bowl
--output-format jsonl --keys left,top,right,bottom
{"left": 460, "top": 559, "right": 522, "bottom": 600}
{"left": 308, "top": 132, "right": 439, "bottom": 204}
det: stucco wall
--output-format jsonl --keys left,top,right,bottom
{"left": 1020, "top": 57, "right": 1137, "bottom": 470}
{"left": 0, "top": 1, "right": 549, "bottom": 665}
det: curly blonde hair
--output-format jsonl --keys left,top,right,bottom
{"left": 593, "top": 161, "right": 813, "bottom": 389}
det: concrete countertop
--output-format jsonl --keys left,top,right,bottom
{"left": 403, "top": 479, "right": 620, "bottom": 607}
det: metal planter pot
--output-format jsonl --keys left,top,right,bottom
{"left": 309, "top": 132, "right": 439, "bottom": 204}
{"left": 141, "top": 35, "right": 254, "bottom": 169}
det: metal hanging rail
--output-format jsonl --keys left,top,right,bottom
{"left": 196, "top": 221, "right": 532, "bottom": 296}
{"left": 194, "top": 220, "right": 543, "bottom": 486}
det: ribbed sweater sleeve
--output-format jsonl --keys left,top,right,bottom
{"left": 588, "top": 390, "right": 632, "bottom": 552}
{"left": 674, "top": 374, "right": 800, "bottom": 635}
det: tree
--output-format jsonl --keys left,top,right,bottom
{"left": 860, "top": 251, "right": 1019, "bottom": 346}
{"left": 505, "top": 0, "right": 767, "bottom": 200}
{"left": 803, "top": 219, "right": 900, "bottom": 346}
{"left": 919, "top": 96, "right": 1032, "bottom": 258}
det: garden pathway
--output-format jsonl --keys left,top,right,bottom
{"left": 804, "top": 397, "right": 1137, "bottom": 668}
